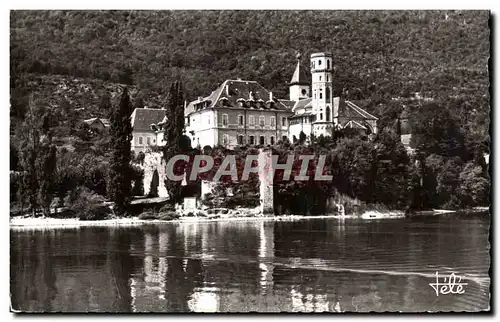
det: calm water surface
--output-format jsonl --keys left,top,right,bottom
{"left": 10, "top": 214, "right": 490, "bottom": 312}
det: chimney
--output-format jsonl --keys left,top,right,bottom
{"left": 269, "top": 91, "right": 273, "bottom": 101}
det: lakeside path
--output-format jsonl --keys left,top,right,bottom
{"left": 10, "top": 211, "right": 406, "bottom": 230}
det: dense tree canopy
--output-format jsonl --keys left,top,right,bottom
{"left": 9, "top": 10, "right": 490, "bottom": 215}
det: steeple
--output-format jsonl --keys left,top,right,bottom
{"left": 290, "top": 53, "right": 310, "bottom": 86}
{"left": 289, "top": 53, "right": 310, "bottom": 101}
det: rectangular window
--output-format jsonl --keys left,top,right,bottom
{"left": 282, "top": 117, "right": 287, "bottom": 127}
{"left": 259, "top": 116, "right": 265, "bottom": 127}
{"left": 222, "top": 114, "right": 228, "bottom": 126}
{"left": 238, "top": 115, "right": 244, "bottom": 126}
{"left": 147, "top": 137, "right": 151, "bottom": 145}
{"left": 249, "top": 115, "right": 255, "bottom": 126}
{"left": 270, "top": 116, "right": 275, "bottom": 127}
{"left": 249, "top": 135, "right": 255, "bottom": 145}
{"left": 259, "top": 136, "right": 265, "bottom": 145}
{"left": 270, "top": 136, "right": 275, "bottom": 145}
{"left": 237, "top": 135, "right": 244, "bottom": 145}
{"left": 282, "top": 135, "right": 287, "bottom": 142}
{"left": 138, "top": 136, "right": 143, "bottom": 145}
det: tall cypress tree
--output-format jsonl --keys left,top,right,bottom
{"left": 108, "top": 87, "right": 133, "bottom": 215}
{"left": 164, "top": 80, "right": 186, "bottom": 204}
{"left": 19, "top": 96, "right": 41, "bottom": 216}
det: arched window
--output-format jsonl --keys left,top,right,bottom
{"left": 320, "top": 113, "right": 323, "bottom": 121}
{"left": 259, "top": 116, "right": 265, "bottom": 127}
{"left": 326, "top": 106, "right": 331, "bottom": 121}
{"left": 327, "top": 59, "right": 330, "bottom": 70}
{"left": 326, "top": 87, "right": 331, "bottom": 103}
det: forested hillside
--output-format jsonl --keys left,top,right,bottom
{"left": 11, "top": 11, "right": 490, "bottom": 131}
{"left": 10, "top": 10, "right": 491, "bottom": 215}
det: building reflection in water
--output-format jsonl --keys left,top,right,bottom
{"left": 10, "top": 216, "right": 491, "bottom": 312}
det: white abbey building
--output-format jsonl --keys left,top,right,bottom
{"left": 287, "top": 52, "right": 378, "bottom": 141}
{"left": 134, "top": 51, "right": 378, "bottom": 151}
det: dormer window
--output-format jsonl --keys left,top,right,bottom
{"left": 257, "top": 99, "right": 265, "bottom": 109}
{"left": 220, "top": 97, "right": 229, "bottom": 107}
{"left": 236, "top": 98, "right": 246, "bottom": 107}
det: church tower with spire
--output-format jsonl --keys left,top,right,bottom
{"left": 289, "top": 53, "right": 310, "bottom": 102}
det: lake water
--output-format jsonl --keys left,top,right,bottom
{"left": 10, "top": 214, "right": 490, "bottom": 312}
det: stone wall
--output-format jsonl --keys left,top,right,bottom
{"left": 258, "top": 148, "right": 274, "bottom": 215}
{"left": 142, "top": 152, "right": 168, "bottom": 197}
{"left": 200, "top": 180, "right": 217, "bottom": 199}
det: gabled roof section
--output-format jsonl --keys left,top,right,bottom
{"left": 336, "top": 97, "right": 378, "bottom": 120}
{"left": 343, "top": 120, "right": 368, "bottom": 130}
{"left": 292, "top": 98, "right": 313, "bottom": 112}
{"left": 289, "top": 59, "right": 310, "bottom": 86}
{"left": 131, "top": 108, "right": 166, "bottom": 132}
{"left": 279, "top": 99, "right": 295, "bottom": 110}
{"left": 186, "top": 79, "right": 291, "bottom": 116}
{"left": 100, "top": 118, "right": 110, "bottom": 127}
{"left": 83, "top": 117, "right": 102, "bottom": 126}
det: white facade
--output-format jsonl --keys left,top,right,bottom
{"left": 288, "top": 52, "right": 378, "bottom": 140}
{"left": 131, "top": 131, "right": 160, "bottom": 153}
{"left": 135, "top": 52, "right": 378, "bottom": 151}
{"left": 310, "top": 52, "right": 335, "bottom": 137}
{"left": 185, "top": 109, "right": 218, "bottom": 148}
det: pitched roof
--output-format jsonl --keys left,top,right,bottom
{"left": 131, "top": 108, "right": 166, "bottom": 132}
{"left": 343, "top": 120, "right": 368, "bottom": 130}
{"left": 292, "top": 98, "right": 313, "bottom": 112}
{"left": 82, "top": 117, "right": 106, "bottom": 127}
{"left": 100, "top": 118, "right": 110, "bottom": 127}
{"left": 290, "top": 59, "right": 310, "bottom": 86}
{"left": 279, "top": 99, "right": 296, "bottom": 110}
{"left": 289, "top": 111, "right": 312, "bottom": 119}
{"left": 336, "top": 98, "right": 378, "bottom": 120}
{"left": 83, "top": 117, "right": 100, "bottom": 125}
{"left": 186, "top": 79, "right": 291, "bottom": 116}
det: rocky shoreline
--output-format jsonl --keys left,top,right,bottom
{"left": 10, "top": 211, "right": 405, "bottom": 230}
{"left": 11, "top": 207, "right": 488, "bottom": 230}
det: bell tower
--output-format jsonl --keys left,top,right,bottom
{"left": 289, "top": 53, "right": 310, "bottom": 102}
{"left": 310, "top": 52, "right": 334, "bottom": 136}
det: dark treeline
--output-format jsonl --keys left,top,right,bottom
{"left": 10, "top": 11, "right": 490, "bottom": 216}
